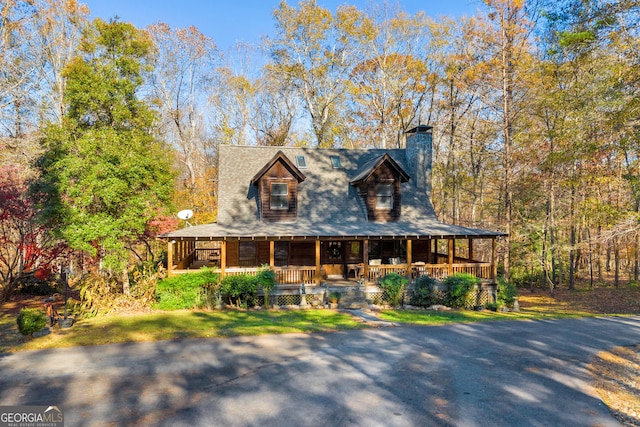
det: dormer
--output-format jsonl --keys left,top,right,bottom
{"left": 350, "top": 153, "right": 410, "bottom": 222}
{"left": 251, "top": 151, "right": 306, "bottom": 222}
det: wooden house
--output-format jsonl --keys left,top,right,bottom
{"left": 162, "top": 126, "right": 505, "bottom": 303}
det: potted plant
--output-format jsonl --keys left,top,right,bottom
{"left": 328, "top": 291, "right": 341, "bottom": 308}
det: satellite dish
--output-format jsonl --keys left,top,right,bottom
{"left": 177, "top": 209, "right": 194, "bottom": 227}
{"left": 177, "top": 209, "right": 193, "bottom": 220}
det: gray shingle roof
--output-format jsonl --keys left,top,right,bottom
{"left": 163, "top": 145, "right": 505, "bottom": 239}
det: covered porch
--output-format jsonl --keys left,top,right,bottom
{"left": 166, "top": 235, "right": 498, "bottom": 286}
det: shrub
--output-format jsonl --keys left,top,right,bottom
{"left": 78, "top": 273, "right": 122, "bottom": 317}
{"left": 17, "top": 308, "right": 47, "bottom": 336}
{"left": 155, "top": 267, "right": 220, "bottom": 310}
{"left": 16, "top": 274, "right": 60, "bottom": 296}
{"left": 410, "top": 275, "right": 437, "bottom": 307}
{"left": 76, "top": 265, "right": 168, "bottom": 317}
{"left": 220, "top": 274, "right": 258, "bottom": 308}
{"left": 379, "top": 272, "right": 408, "bottom": 307}
{"left": 444, "top": 273, "right": 479, "bottom": 309}
{"left": 497, "top": 277, "right": 518, "bottom": 307}
{"left": 256, "top": 265, "right": 276, "bottom": 308}
{"left": 485, "top": 301, "right": 500, "bottom": 312}
{"left": 195, "top": 282, "right": 223, "bottom": 310}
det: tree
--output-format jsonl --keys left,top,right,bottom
{"left": 269, "top": 0, "right": 370, "bottom": 147}
{"left": 147, "top": 22, "right": 218, "bottom": 223}
{"left": 32, "top": 18, "right": 175, "bottom": 292}
{"left": 346, "top": 7, "right": 434, "bottom": 149}
{"left": 0, "top": 165, "right": 66, "bottom": 301}
{"left": 429, "top": 16, "right": 496, "bottom": 227}
{"left": 34, "top": 0, "right": 89, "bottom": 125}
{"left": 0, "top": 0, "right": 38, "bottom": 138}
{"left": 475, "top": 0, "right": 535, "bottom": 281}
{"left": 249, "top": 66, "right": 299, "bottom": 146}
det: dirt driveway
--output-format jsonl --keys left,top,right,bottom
{"left": 1, "top": 317, "right": 639, "bottom": 426}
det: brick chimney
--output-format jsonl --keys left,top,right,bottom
{"left": 405, "top": 125, "right": 433, "bottom": 200}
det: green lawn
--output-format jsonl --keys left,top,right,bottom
{"left": 0, "top": 309, "right": 363, "bottom": 353}
{"left": 377, "top": 305, "right": 596, "bottom": 324}
{"left": 0, "top": 293, "right": 605, "bottom": 354}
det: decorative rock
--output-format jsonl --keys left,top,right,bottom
{"left": 33, "top": 328, "right": 51, "bottom": 337}
{"left": 428, "top": 305, "right": 451, "bottom": 311}
{"left": 59, "top": 318, "right": 74, "bottom": 328}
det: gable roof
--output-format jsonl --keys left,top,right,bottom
{"left": 163, "top": 145, "right": 505, "bottom": 240}
{"left": 350, "top": 153, "right": 410, "bottom": 185}
{"left": 250, "top": 150, "right": 306, "bottom": 184}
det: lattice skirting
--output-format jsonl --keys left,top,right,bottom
{"left": 230, "top": 287, "right": 495, "bottom": 309}
{"left": 403, "top": 288, "right": 493, "bottom": 309}
{"left": 259, "top": 294, "right": 315, "bottom": 306}
{"left": 346, "top": 290, "right": 491, "bottom": 308}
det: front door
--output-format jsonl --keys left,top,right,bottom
{"left": 321, "top": 241, "right": 344, "bottom": 277}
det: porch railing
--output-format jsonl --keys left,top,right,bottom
{"left": 194, "top": 248, "right": 220, "bottom": 262}
{"left": 452, "top": 263, "right": 494, "bottom": 281}
{"left": 365, "top": 265, "right": 408, "bottom": 282}
{"left": 222, "top": 266, "right": 316, "bottom": 285}
{"left": 180, "top": 262, "right": 494, "bottom": 283}
{"left": 275, "top": 266, "right": 316, "bottom": 284}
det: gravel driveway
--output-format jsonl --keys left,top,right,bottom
{"left": 1, "top": 316, "right": 639, "bottom": 426}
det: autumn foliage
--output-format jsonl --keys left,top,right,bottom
{"left": 0, "top": 165, "right": 68, "bottom": 301}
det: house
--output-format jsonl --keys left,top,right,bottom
{"left": 161, "top": 125, "right": 505, "bottom": 305}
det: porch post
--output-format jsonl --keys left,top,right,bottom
{"left": 315, "top": 240, "right": 321, "bottom": 285}
{"left": 468, "top": 238, "right": 474, "bottom": 261}
{"left": 448, "top": 238, "right": 454, "bottom": 275}
{"left": 269, "top": 241, "right": 275, "bottom": 268}
{"left": 220, "top": 240, "right": 227, "bottom": 278}
{"left": 406, "top": 239, "right": 412, "bottom": 282}
{"left": 491, "top": 237, "right": 497, "bottom": 281}
{"left": 167, "top": 240, "right": 174, "bottom": 277}
{"left": 426, "top": 238, "right": 432, "bottom": 263}
{"left": 363, "top": 239, "right": 369, "bottom": 283}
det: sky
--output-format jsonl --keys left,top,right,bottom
{"left": 82, "top": 0, "right": 483, "bottom": 51}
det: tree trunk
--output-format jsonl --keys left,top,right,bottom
{"left": 122, "top": 269, "right": 130, "bottom": 296}
{"left": 569, "top": 179, "right": 576, "bottom": 290}
{"left": 614, "top": 240, "right": 620, "bottom": 288}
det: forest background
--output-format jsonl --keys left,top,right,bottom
{"left": 1, "top": 0, "right": 639, "bottom": 301}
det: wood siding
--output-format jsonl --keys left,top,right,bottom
{"left": 356, "top": 162, "right": 402, "bottom": 222}
{"left": 258, "top": 161, "right": 299, "bottom": 222}
{"left": 257, "top": 241, "right": 270, "bottom": 265}
{"left": 412, "top": 239, "right": 432, "bottom": 263}
{"left": 290, "top": 242, "right": 316, "bottom": 265}
{"left": 226, "top": 241, "right": 239, "bottom": 267}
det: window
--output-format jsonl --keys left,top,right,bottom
{"left": 376, "top": 183, "right": 393, "bottom": 209}
{"left": 270, "top": 182, "right": 289, "bottom": 210}
{"left": 295, "top": 155, "right": 307, "bottom": 169}
{"left": 239, "top": 242, "right": 257, "bottom": 267}
{"left": 330, "top": 155, "right": 341, "bottom": 168}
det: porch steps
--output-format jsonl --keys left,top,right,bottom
{"left": 338, "top": 287, "right": 369, "bottom": 310}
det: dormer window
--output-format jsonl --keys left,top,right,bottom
{"left": 251, "top": 151, "right": 306, "bottom": 223}
{"left": 270, "top": 182, "right": 289, "bottom": 210}
{"left": 376, "top": 183, "right": 393, "bottom": 209}
{"left": 350, "top": 153, "right": 409, "bottom": 222}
